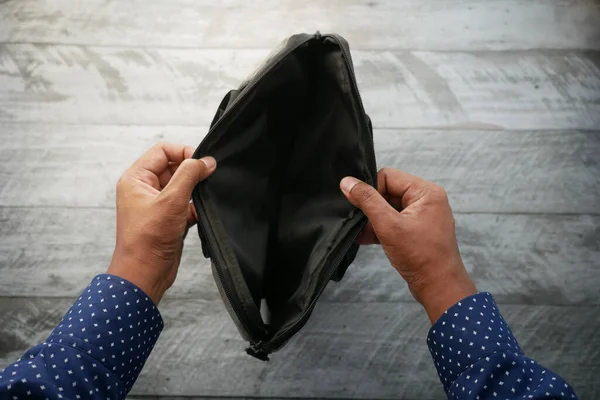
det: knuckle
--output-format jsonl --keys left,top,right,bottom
{"left": 153, "top": 141, "right": 169, "bottom": 150}
{"left": 355, "top": 185, "right": 377, "bottom": 204}
{"left": 425, "top": 182, "right": 448, "bottom": 202}
{"left": 116, "top": 173, "right": 130, "bottom": 192}
{"left": 378, "top": 167, "right": 394, "bottom": 181}
{"left": 178, "top": 159, "right": 200, "bottom": 175}
{"left": 116, "top": 175, "right": 125, "bottom": 189}
{"left": 179, "top": 158, "right": 196, "bottom": 169}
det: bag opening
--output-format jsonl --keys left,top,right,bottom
{"left": 195, "top": 37, "right": 373, "bottom": 337}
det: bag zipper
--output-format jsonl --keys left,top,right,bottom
{"left": 195, "top": 197, "right": 267, "bottom": 343}
{"left": 327, "top": 33, "right": 378, "bottom": 175}
{"left": 193, "top": 32, "right": 377, "bottom": 358}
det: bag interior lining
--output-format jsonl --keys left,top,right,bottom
{"left": 199, "top": 40, "right": 371, "bottom": 333}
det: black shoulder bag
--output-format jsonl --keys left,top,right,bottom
{"left": 192, "top": 32, "right": 377, "bottom": 360}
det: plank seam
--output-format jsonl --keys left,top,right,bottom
{"left": 2, "top": 41, "right": 600, "bottom": 53}
{"left": 1, "top": 205, "right": 599, "bottom": 216}
{"left": 127, "top": 397, "right": 426, "bottom": 400}
{"left": 1, "top": 296, "right": 599, "bottom": 308}
{"left": 127, "top": 397, "right": 425, "bottom": 400}
{"left": 2, "top": 120, "right": 600, "bottom": 132}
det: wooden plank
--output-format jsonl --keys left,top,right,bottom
{"left": 1, "top": 0, "right": 599, "bottom": 51}
{"left": 1, "top": 207, "right": 599, "bottom": 306}
{"left": 375, "top": 129, "right": 600, "bottom": 214}
{"left": 127, "top": 398, "right": 259, "bottom": 400}
{"left": 0, "top": 124, "right": 197, "bottom": 208}
{"left": 127, "top": 398, "right": 260, "bottom": 400}
{"left": 341, "top": 214, "right": 600, "bottom": 306}
{"left": 129, "top": 397, "right": 349, "bottom": 400}
{"left": 1, "top": 298, "right": 598, "bottom": 398}
{"left": 0, "top": 207, "right": 218, "bottom": 302}
{"left": 1, "top": 45, "right": 599, "bottom": 129}
{"left": 1, "top": 124, "right": 599, "bottom": 213}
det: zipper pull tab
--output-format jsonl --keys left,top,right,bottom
{"left": 246, "top": 342, "right": 270, "bottom": 361}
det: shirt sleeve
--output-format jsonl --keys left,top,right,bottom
{"left": 0, "top": 274, "right": 164, "bottom": 400}
{"left": 428, "top": 292, "right": 577, "bottom": 399}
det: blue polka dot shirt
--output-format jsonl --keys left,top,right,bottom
{"left": 0, "top": 275, "right": 163, "bottom": 399}
{"left": 0, "top": 277, "right": 577, "bottom": 399}
{"left": 428, "top": 292, "right": 577, "bottom": 399}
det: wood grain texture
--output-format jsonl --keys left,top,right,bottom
{"left": 126, "top": 398, "right": 265, "bottom": 400}
{"left": 2, "top": 123, "right": 598, "bottom": 213}
{"left": 1, "top": 0, "right": 599, "bottom": 51}
{"left": 127, "top": 398, "right": 262, "bottom": 400}
{"left": 1, "top": 298, "right": 598, "bottom": 399}
{"left": 129, "top": 397, "right": 374, "bottom": 400}
{"left": 0, "top": 0, "right": 598, "bottom": 399}
{"left": 1, "top": 207, "right": 598, "bottom": 305}
{"left": 1, "top": 45, "right": 599, "bottom": 129}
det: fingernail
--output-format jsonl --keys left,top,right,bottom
{"left": 200, "top": 156, "right": 216, "bottom": 170}
{"left": 340, "top": 176, "right": 360, "bottom": 196}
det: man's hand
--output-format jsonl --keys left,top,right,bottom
{"left": 107, "top": 143, "right": 216, "bottom": 305}
{"left": 340, "top": 168, "right": 476, "bottom": 323}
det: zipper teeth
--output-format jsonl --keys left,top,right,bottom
{"left": 329, "top": 34, "right": 378, "bottom": 176}
{"left": 194, "top": 197, "right": 265, "bottom": 341}
{"left": 258, "top": 33, "right": 377, "bottom": 353}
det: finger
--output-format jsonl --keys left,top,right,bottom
{"left": 377, "top": 168, "right": 432, "bottom": 209}
{"left": 356, "top": 221, "right": 379, "bottom": 245}
{"left": 158, "top": 163, "right": 180, "bottom": 189}
{"left": 340, "top": 177, "right": 397, "bottom": 224}
{"left": 132, "top": 143, "right": 196, "bottom": 176}
{"left": 187, "top": 201, "right": 199, "bottom": 227}
{"left": 161, "top": 156, "right": 217, "bottom": 201}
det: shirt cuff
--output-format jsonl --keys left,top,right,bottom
{"left": 426, "top": 292, "right": 523, "bottom": 393}
{"left": 46, "top": 274, "right": 164, "bottom": 392}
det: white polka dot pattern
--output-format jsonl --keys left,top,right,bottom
{"left": 428, "top": 292, "right": 578, "bottom": 399}
{"left": 0, "top": 274, "right": 164, "bottom": 399}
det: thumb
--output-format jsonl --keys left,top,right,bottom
{"left": 340, "top": 176, "right": 397, "bottom": 223}
{"left": 162, "top": 156, "right": 216, "bottom": 200}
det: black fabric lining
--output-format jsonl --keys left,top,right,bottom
{"left": 195, "top": 39, "right": 373, "bottom": 336}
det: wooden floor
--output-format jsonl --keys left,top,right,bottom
{"left": 1, "top": 1, "right": 599, "bottom": 399}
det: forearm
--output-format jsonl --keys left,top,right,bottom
{"left": 428, "top": 292, "right": 577, "bottom": 399}
{"left": 0, "top": 274, "right": 163, "bottom": 399}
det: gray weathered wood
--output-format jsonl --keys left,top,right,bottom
{"left": 129, "top": 397, "right": 357, "bottom": 400}
{"left": 1, "top": 298, "right": 598, "bottom": 399}
{"left": 126, "top": 397, "right": 269, "bottom": 400}
{"left": 1, "top": 207, "right": 598, "bottom": 305}
{"left": 1, "top": 0, "right": 599, "bottom": 51}
{"left": 375, "top": 129, "right": 600, "bottom": 214}
{"left": 2, "top": 123, "right": 599, "bottom": 213}
{"left": 127, "top": 398, "right": 261, "bottom": 400}
{"left": 1, "top": 1, "right": 599, "bottom": 398}
{"left": 1, "top": 45, "right": 599, "bottom": 129}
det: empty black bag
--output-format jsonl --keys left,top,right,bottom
{"left": 191, "top": 32, "right": 377, "bottom": 360}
